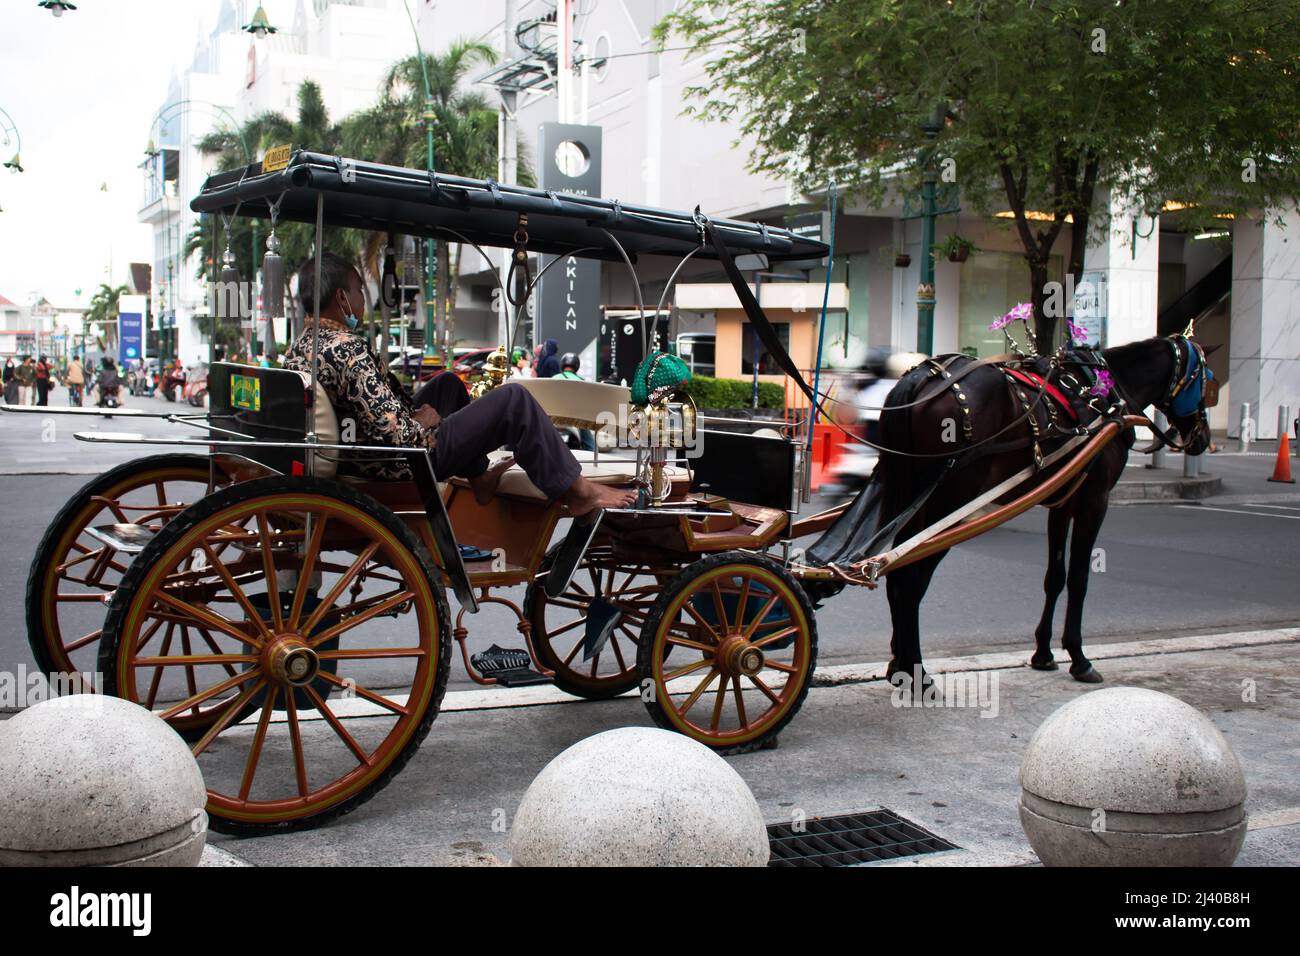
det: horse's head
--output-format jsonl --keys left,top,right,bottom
{"left": 1159, "top": 336, "right": 1215, "bottom": 456}
{"left": 1102, "top": 335, "right": 1216, "bottom": 455}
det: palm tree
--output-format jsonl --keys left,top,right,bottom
{"left": 187, "top": 81, "right": 360, "bottom": 345}
{"left": 342, "top": 40, "right": 532, "bottom": 351}
{"left": 84, "top": 283, "right": 131, "bottom": 353}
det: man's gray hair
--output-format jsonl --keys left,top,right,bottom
{"left": 298, "top": 252, "right": 360, "bottom": 314}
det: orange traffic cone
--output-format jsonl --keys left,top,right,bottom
{"left": 1268, "top": 431, "right": 1296, "bottom": 483}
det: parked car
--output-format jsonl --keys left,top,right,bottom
{"left": 452, "top": 347, "right": 496, "bottom": 383}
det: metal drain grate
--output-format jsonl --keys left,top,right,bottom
{"left": 767, "top": 809, "right": 959, "bottom": 867}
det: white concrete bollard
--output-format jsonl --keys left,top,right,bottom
{"left": 0, "top": 695, "right": 208, "bottom": 866}
{"left": 510, "top": 727, "right": 769, "bottom": 866}
{"left": 1019, "top": 687, "right": 1247, "bottom": 866}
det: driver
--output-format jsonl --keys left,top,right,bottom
{"left": 283, "top": 254, "right": 633, "bottom": 516}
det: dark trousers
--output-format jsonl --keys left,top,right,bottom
{"left": 35, "top": 380, "right": 49, "bottom": 405}
{"left": 432, "top": 383, "right": 581, "bottom": 500}
{"left": 413, "top": 371, "right": 470, "bottom": 418}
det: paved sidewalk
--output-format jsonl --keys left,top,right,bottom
{"left": 207, "top": 626, "right": 1300, "bottom": 866}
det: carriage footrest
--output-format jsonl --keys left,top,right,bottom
{"left": 85, "top": 523, "right": 156, "bottom": 554}
{"left": 470, "top": 645, "right": 552, "bottom": 687}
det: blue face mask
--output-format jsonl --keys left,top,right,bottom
{"left": 340, "top": 291, "right": 360, "bottom": 331}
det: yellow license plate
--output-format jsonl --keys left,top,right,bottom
{"left": 262, "top": 144, "right": 292, "bottom": 173}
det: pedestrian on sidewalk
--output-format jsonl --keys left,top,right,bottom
{"left": 14, "top": 356, "right": 35, "bottom": 405}
{"left": 2, "top": 357, "right": 16, "bottom": 405}
{"left": 34, "top": 354, "right": 52, "bottom": 406}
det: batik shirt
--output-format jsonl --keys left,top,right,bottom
{"left": 282, "top": 327, "right": 433, "bottom": 480}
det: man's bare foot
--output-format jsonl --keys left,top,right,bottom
{"left": 561, "top": 476, "right": 636, "bottom": 517}
{"left": 469, "top": 456, "right": 516, "bottom": 505}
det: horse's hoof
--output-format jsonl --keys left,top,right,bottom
{"left": 1071, "top": 666, "right": 1104, "bottom": 684}
{"left": 1030, "top": 656, "right": 1059, "bottom": 671}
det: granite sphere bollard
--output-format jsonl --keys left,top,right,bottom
{"left": 1019, "top": 687, "right": 1247, "bottom": 866}
{"left": 510, "top": 727, "right": 769, "bottom": 866}
{"left": 0, "top": 695, "right": 208, "bottom": 866}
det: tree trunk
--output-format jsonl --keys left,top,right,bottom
{"left": 1029, "top": 258, "right": 1054, "bottom": 354}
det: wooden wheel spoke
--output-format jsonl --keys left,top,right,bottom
{"left": 752, "top": 625, "right": 799, "bottom": 650}
{"left": 238, "top": 686, "right": 279, "bottom": 800}
{"left": 158, "top": 668, "right": 259, "bottom": 722}
{"left": 285, "top": 693, "right": 309, "bottom": 798}
{"left": 152, "top": 590, "right": 261, "bottom": 649}
{"left": 746, "top": 672, "right": 782, "bottom": 705}
{"left": 201, "top": 542, "right": 271, "bottom": 642}
{"left": 195, "top": 625, "right": 241, "bottom": 679}
{"left": 548, "top": 596, "right": 590, "bottom": 612}
{"left": 190, "top": 679, "right": 266, "bottom": 757}
{"left": 135, "top": 653, "right": 259, "bottom": 667}
{"left": 732, "top": 675, "right": 748, "bottom": 729}
{"left": 146, "top": 623, "right": 175, "bottom": 710}
{"left": 732, "top": 577, "right": 753, "bottom": 634}
{"left": 317, "top": 646, "right": 426, "bottom": 660}
{"left": 742, "top": 592, "right": 781, "bottom": 639}
{"left": 608, "top": 630, "right": 629, "bottom": 672}
{"left": 289, "top": 515, "right": 328, "bottom": 630}
{"left": 303, "top": 687, "right": 372, "bottom": 766}
{"left": 710, "top": 580, "right": 729, "bottom": 636}
{"left": 664, "top": 656, "right": 713, "bottom": 683}
{"left": 64, "top": 629, "right": 103, "bottom": 653}
{"left": 318, "top": 672, "right": 410, "bottom": 716}
{"left": 666, "top": 635, "right": 715, "bottom": 654}
{"left": 307, "top": 589, "right": 414, "bottom": 647}
{"left": 681, "top": 601, "right": 722, "bottom": 643}
{"left": 302, "top": 543, "right": 381, "bottom": 636}
{"left": 179, "top": 627, "right": 200, "bottom": 715}
{"left": 256, "top": 513, "right": 283, "bottom": 632}
{"left": 546, "top": 616, "right": 587, "bottom": 641}
{"left": 677, "top": 667, "right": 719, "bottom": 718}
{"left": 763, "top": 659, "right": 798, "bottom": 675}
{"left": 710, "top": 670, "right": 728, "bottom": 732}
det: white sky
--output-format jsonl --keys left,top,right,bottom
{"left": 0, "top": 0, "right": 214, "bottom": 309}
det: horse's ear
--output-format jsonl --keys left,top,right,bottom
{"left": 1203, "top": 343, "right": 1222, "bottom": 357}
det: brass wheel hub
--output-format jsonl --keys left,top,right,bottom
{"left": 717, "top": 634, "right": 764, "bottom": 678}
{"left": 264, "top": 635, "right": 320, "bottom": 687}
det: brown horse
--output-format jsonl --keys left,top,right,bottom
{"left": 873, "top": 334, "right": 1212, "bottom": 689}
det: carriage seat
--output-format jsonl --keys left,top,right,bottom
{"left": 512, "top": 377, "right": 629, "bottom": 431}
{"left": 294, "top": 374, "right": 340, "bottom": 480}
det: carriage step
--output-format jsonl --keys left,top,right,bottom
{"left": 471, "top": 645, "right": 552, "bottom": 687}
{"left": 86, "top": 523, "right": 157, "bottom": 554}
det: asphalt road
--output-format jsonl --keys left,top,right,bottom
{"left": 3, "top": 395, "right": 1298, "bottom": 696}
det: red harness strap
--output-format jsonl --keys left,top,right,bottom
{"left": 1004, "top": 368, "right": 1079, "bottom": 422}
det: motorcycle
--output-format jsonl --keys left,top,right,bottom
{"left": 96, "top": 382, "right": 120, "bottom": 418}
{"left": 161, "top": 366, "right": 185, "bottom": 402}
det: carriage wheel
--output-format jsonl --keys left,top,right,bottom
{"left": 637, "top": 551, "right": 817, "bottom": 754}
{"left": 26, "top": 454, "right": 211, "bottom": 690}
{"left": 524, "top": 547, "right": 670, "bottom": 700}
{"left": 98, "top": 476, "right": 450, "bottom": 835}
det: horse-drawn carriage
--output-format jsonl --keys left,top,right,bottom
{"left": 10, "top": 151, "right": 1215, "bottom": 835}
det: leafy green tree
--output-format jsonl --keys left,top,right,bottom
{"left": 660, "top": 0, "right": 1300, "bottom": 350}
{"left": 84, "top": 282, "right": 131, "bottom": 352}
{"left": 187, "top": 81, "right": 359, "bottom": 346}
{"left": 342, "top": 40, "right": 531, "bottom": 349}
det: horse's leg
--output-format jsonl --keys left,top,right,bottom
{"left": 1061, "top": 489, "right": 1107, "bottom": 683}
{"left": 1031, "top": 506, "right": 1071, "bottom": 670}
{"left": 885, "top": 549, "right": 947, "bottom": 695}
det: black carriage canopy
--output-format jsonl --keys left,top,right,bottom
{"left": 190, "top": 151, "right": 829, "bottom": 263}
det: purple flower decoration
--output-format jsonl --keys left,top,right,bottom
{"left": 989, "top": 301, "right": 1033, "bottom": 331}
{"left": 1067, "top": 320, "right": 1089, "bottom": 343}
{"left": 1090, "top": 369, "right": 1113, "bottom": 397}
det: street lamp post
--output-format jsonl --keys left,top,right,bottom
{"left": 1, "top": 106, "right": 23, "bottom": 174}
{"left": 916, "top": 107, "right": 944, "bottom": 357}
{"left": 146, "top": 100, "right": 258, "bottom": 362}
{"left": 402, "top": 0, "right": 439, "bottom": 364}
